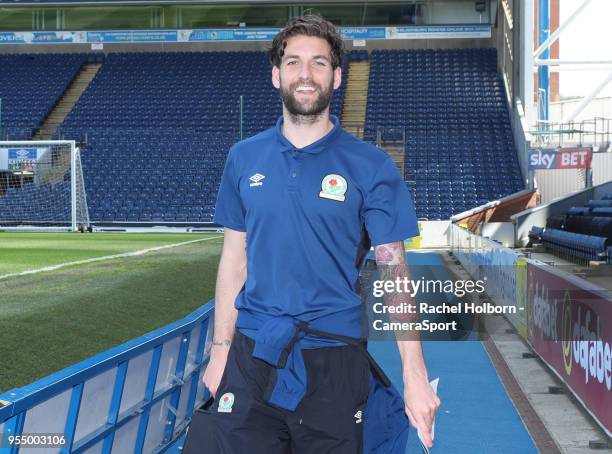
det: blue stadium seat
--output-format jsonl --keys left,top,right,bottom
{"left": 567, "top": 207, "right": 591, "bottom": 216}
{"left": 592, "top": 207, "right": 612, "bottom": 217}
{"left": 53, "top": 51, "right": 350, "bottom": 223}
{"left": 364, "top": 48, "right": 523, "bottom": 220}
{"left": 1, "top": 49, "right": 524, "bottom": 224}
{"left": 528, "top": 226, "right": 544, "bottom": 243}
{"left": 0, "top": 53, "right": 87, "bottom": 139}
{"left": 541, "top": 228, "right": 608, "bottom": 263}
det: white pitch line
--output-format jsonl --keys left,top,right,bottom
{"left": 0, "top": 235, "right": 224, "bottom": 281}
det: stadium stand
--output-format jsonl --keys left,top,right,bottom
{"left": 57, "top": 51, "right": 348, "bottom": 223}
{"left": 0, "top": 53, "right": 87, "bottom": 140}
{"left": 348, "top": 50, "right": 369, "bottom": 62}
{"left": 1, "top": 49, "right": 523, "bottom": 225}
{"left": 365, "top": 48, "right": 524, "bottom": 220}
{"left": 528, "top": 192, "right": 612, "bottom": 263}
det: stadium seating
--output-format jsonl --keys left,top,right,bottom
{"left": 528, "top": 226, "right": 544, "bottom": 243}
{"left": 586, "top": 199, "right": 612, "bottom": 208}
{"left": 365, "top": 48, "right": 523, "bottom": 220}
{"left": 57, "top": 51, "right": 348, "bottom": 223}
{"left": 0, "top": 182, "right": 71, "bottom": 223}
{"left": 541, "top": 228, "right": 608, "bottom": 263}
{"left": 564, "top": 215, "right": 612, "bottom": 239}
{"left": 2, "top": 49, "right": 525, "bottom": 224}
{"left": 0, "top": 53, "right": 87, "bottom": 139}
{"left": 348, "top": 50, "right": 369, "bottom": 62}
{"left": 567, "top": 207, "right": 591, "bottom": 216}
{"left": 545, "top": 214, "right": 566, "bottom": 230}
{"left": 531, "top": 193, "right": 612, "bottom": 263}
{"left": 592, "top": 207, "right": 612, "bottom": 217}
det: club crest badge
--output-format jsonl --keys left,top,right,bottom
{"left": 319, "top": 174, "right": 348, "bottom": 202}
{"left": 218, "top": 392, "right": 235, "bottom": 413}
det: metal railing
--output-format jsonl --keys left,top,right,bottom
{"left": 375, "top": 125, "right": 407, "bottom": 178}
{"left": 0, "top": 301, "right": 214, "bottom": 453}
{"left": 531, "top": 117, "right": 611, "bottom": 149}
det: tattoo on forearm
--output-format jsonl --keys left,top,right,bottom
{"left": 212, "top": 339, "right": 231, "bottom": 347}
{"left": 375, "top": 241, "right": 405, "bottom": 265}
{"left": 375, "top": 241, "right": 419, "bottom": 339}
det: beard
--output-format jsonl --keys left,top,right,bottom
{"left": 279, "top": 76, "right": 334, "bottom": 123}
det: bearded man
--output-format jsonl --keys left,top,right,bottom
{"left": 204, "top": 13, "right": 439, "bottom": 453}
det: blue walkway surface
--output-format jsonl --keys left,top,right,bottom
{"left": 367, "top": 251, "right": 538, "bottom": 454}
{"left": 172, "top": 251, "right": 539, "bottom": 454}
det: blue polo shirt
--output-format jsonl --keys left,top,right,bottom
{"left": 214, "top": 114, "right": 419, "bottom": 341}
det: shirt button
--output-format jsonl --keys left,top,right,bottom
{"left": 292, "top": 172, "right": 297, "bottom": 178}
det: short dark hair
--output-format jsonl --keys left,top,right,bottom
{"left": 268, "top": 14, "right": 344, "bottom": 69}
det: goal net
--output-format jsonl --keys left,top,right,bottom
{"left": 0, "top": 140, "right": 90, "bottom": 231}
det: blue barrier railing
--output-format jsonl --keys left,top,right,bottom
{"left": 0, "top": 301, "right": 214, "bottom": 453}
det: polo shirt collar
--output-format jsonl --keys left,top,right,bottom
{"left": 275, "top": 114, "right": 342, "bottom": 154}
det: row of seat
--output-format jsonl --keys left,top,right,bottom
{"left": 541, "top": 228, "right": 608, "bottom": 263}
{"left": 57, "top": 50, "right": 350, "bottom": 222}
{"left": 1, "top": 48, "right": 521, "bottom": 224}
{"left": 0, "top": 54, "right": 87, "bottom": 133}
{"left": 366, "top": 48, "right": 522, "bottom": 220}
{"left": 529, "top": 193, "right": 612, "bottom": 264}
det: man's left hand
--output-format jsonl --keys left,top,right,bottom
{"left": 403, "top": 371, "right": 441, "bottom": 448}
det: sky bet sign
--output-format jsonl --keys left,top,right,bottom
{"left": 528, "top": 147, "right": 592, "bottom": 170}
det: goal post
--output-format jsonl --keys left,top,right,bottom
{"left": 0, "top": 140, "right": 90, "bottom": 231}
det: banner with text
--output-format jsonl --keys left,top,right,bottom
{"left": 388, "top": 25, "right": 491, "bottom": 39}
{"left": 0, "top": 25, "right": 492, "bottom": 45}
{"left": 527, "top": 263, "right": 612, "bottom": 435}
{"left": 528, "top": 147, "right": 592, "bottom": 170}
{"left": 1, "top": 148, "right": 45, "bottom": 171}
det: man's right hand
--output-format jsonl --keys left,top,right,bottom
{"left": 203, "top": 348, "right": 229, "bottom": 398}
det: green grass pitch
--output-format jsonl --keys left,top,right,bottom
{"left": 0, "top": 232, "right": 223, "bottom": 393}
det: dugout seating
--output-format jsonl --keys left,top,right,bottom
{"left": 540, "top": 228, "right": 608, "bottom": 263}
{"left": 0, "top": 53, "right": 87, "bottom": 139}
{"left": 586, "top": 199, "right": 612, "bottom": 208}
{"left": 528, "top": 192, "right": 612, "bottom": 263}
{"left": 365, "top": 48, "right": 523, "bottom": 220}
{"left": 567, "top": 207, "right": 591, "bottom": 216}
{"left": 528, "top": 226, "right": 545, "bottom": 243}
{"left": 593, "top": 207, "right": 612, "bottom": 217}
{"left": 57, "top": 51, "right": 348, "bottom": 223}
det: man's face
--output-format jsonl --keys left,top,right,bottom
{"left": 272, "top": 35, "right": 342, "bottom": 118}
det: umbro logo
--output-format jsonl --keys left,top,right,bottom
{"left": 249, "top": 173, "right": 265, "bottom": 187}
{"left": 354, "top": 410, "right": 363, "bottom": 424}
